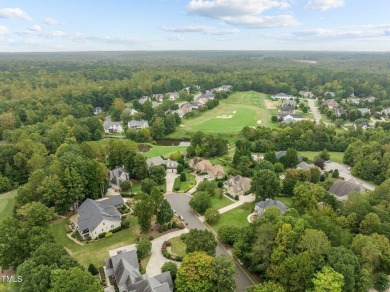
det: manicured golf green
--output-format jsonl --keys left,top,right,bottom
{"left": 143, "top": 145, "right": 187, "bottom": 158}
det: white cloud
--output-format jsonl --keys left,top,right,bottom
{"left": 0, "top": 26, "right": 8, "bottom": 35}
{"left": 44, "top": 30, "right": 66, "bottom": 38}
{"left": 208, "top": 28, "right": 240, "bottom": 35}
{"left": 167, "top": 34, "right": 184, "bottom": 41}
{"left": 0, "top": 8, "right": 31, "bottom": 21}
{"left": 44, "top": 18, "right": 59, "bottom": 25}
{"left": 187, "top": 0, "right": 298, "bottom": 28}
{"left": 305, "top": 0, "right": 345, "bottom": 11}
{"left": 161, "top": 25, "right": 215, "bottom": 32}
{"left": 29, "top": 25, "right": 42, "bottom": 32}
{"left": 72, "top": 33, "right": 136, "bottom": 45}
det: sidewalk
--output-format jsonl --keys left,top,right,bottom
{"left": 218, "top": 194, "right": 255, "bottom": 214}
{"left": 146, "top": 228, "right": 189, "bottom": 277}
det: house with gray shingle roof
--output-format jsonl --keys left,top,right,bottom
{"left": 109, "top": 166, "right": 130, "bottom": 186}
{"left": 139, "top": 96, "right": 150, "bottom": 105}
{"left": 128, "top": 120, "right": 149, "bottom": 130}
{"left": 329, "top": 179, "right": 364, "bottom": 199}
{"left": 104, "top": 117, "right": 124, "bottom": 134}
{"left": 77, "top": 196, "right": 124, "bottom": 239}
{"left": 93, "top": 107, "right": 103, "bottom": 115}
{"left": 296, "top": 161, "right": 318, "bottom": 170}
{"left": 357, "top": 108, "right": 371, "bottom": 116}
{"left": 146, "top": 157, "right": 178, "bottom": 171}
{"left": 105, "top": 249, "right": 173, "bottom": 292}
{"left": 255, "top": 198, "right": 288, "bottom": 218}
{"left": 168, "top": 92, "right": 179, "bottom": 100}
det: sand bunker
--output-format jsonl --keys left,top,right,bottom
{"left": 233, "top": 111, "right": 237, "bottom": 113}
{"left": 257, "top": 120, "right": 262, "bottom": 124}
{"left": 216, "top": 115, "right": 233, "bottom": 119}
{"left": 179, "top": 125, "right": 184, "bottom": 127}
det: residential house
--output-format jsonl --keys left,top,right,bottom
{"left": 216, "top": 85, "right": 233, "bottom": 92}
{"left": 123, "top": 108, "right": 138, "bottom": 115}
{"left": 348, "top": 97, "right": 361, "bottom": 105}
{"left": 299, "top": 91, "right": 314, "bottom": 98}
{"left": 251, "top": 154, "right": 264, "bottom": 161}
{"left": 280, "top": 100, "right": 297, "bottom": 112}
{"left": 329, "top": 179, "right": 364, "bottom": 199}
{"left": 271, "top": 93, "right": 295, "bottom": 100}
{"left": 109, "top": 166, "right": 130, "bottom": 186}
{"left": 191, "top": 101, "right": 203, "bottom": 110}
{"left": 278, "top": 113, "right": 303, "bottom": 123}
{"left": 103, "top": 118, "right": 124, "bottom": 134}
{"left": 224, "top": 175, "right": 251, "bottom": 197}
{"left": 152, "top": 94, "right": 164, "bottom": 102}
{"left": 255, "top": 198, "right": 288, "bottom": 218}
{"left": 334, "top": 108, "right": 347, "bottom": 118}
{"left": 189, "top": 157, "right": 225, "bottom": 179}
{"left": 93, "top": 107, "right": 103, "bottom": 115}
{"left": 105, "top": 249, "right": 173, "bottom": 292}
{"left": 365, "top": 96, "right": 376, "bottom": 103}
{"left": 194, "top": 84, "right": 201, "bottom": 90}
{"left": 382, "top": 107, "right": 390, "bottom": 116}
{"left": 168, "top": 92, "right": 179, "bottom": 100}
{"left": 357, "top": 108, "right": 371, "bottom": 116}
{"left": 180, "top": 102, "right": 193, "bottom": 115}
{"left": 152, "top": 102, "right": 160, "bottom": 108}
{"left": 146, "top": 156, "right": 178, "bottom": 172}
{"left": 139, "top": 96, "right": 150, "bottom": 105}
{"left": 276, "top": 151, "right": 303, "bottom": 162}
{"left": 296, "top": 161, "right": 318, "bottom": 170}
{"left": 77, "top": 196, "right": 124, "bottom": 239}
{"left": 324, "top": 99, "right": 339, "bottom": 109}
{"left": 353, "top": 122, "right": 370, "bottom": 130}
{"left": 324, "top": 91, "right": 336, "bottom": 98}
{"left": 127, "top": 120, "right": 149, "bottom": 130}
{"left": 198, "top": 91, "right": 215, "bottom": 104}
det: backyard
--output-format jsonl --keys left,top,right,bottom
{"left": 299, "top": 151, "right": 345, "bottom": 163}
{"left": 211, "top": 203, "right": 253, "bottom": 232}
{"left": 0, "top": 190, "right": 16, "bottom": 222}
{"left": 48, "top": 216, "right": 140, "bottom": 268}
{"left": 143, "top": 145, "right": 188, "bottom": 158}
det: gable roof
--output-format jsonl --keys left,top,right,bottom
{"left": 357, "top": 108, "right": 370, "bottom": 115}
{"left": 146, "top": 157, "right": 178, "bottom": 169}
{"left": 296, "top": 161, "right": 315, "bottom": 170}
{"left": 77, "top": 196, "right": 123, "bottom": 233}
{"left": 329, "top": 179, "right": 364, "bottom": 198}
{"left": 281, "top": 100, "right": 297, "bottom": 107}
{"left": 103, "top": 120, "right": 123, "bottom": 130}
{"left": 128, "top": 120, "right": 149, "bottom": 128}
{"left": 255, "top": 199, "right": 288, "bottom": 217}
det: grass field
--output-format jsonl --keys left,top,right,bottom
{"left": 169, "top": 236, "right": 187, "bottom": 257}
{"left": 169, "top": 91, "right": 268, "bottom": 137}
{"left": 211, "top": 203, "right": 252, "bottom": 232}
{"left": 299, "top": 151, "right": 344, "bottom": 163}
{"left": 49, "top": 216, "right": 140, "bottom": 268}
{"left": 143, "top": 145, "right": 187, "bottom": 158}
{"left": 173, "top": 171, "right": 196, "bottom": 192}
{"left": 275, "top": 196, "right": 293, "bottom": 208}
{"left": 211, "top": 195, "right": 234, "bottom": 210}
{"left": 0, "top": 190, "right": 16, "bottom": 221}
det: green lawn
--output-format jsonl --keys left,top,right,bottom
{"left": 169, "top": 236, "right": 187, "bottom": 257}
{"left": 143, "top": 145, "right": 188, "bottom": 158}
{"left": 275, "top": 196, "right": 293, "bottom": 208}
{"left": 169, "top": 91, "right": 268, "bottom": 137}
{"left": 173, "top": 171, "right": 196, "bottom": 192}
{"left": 48, "top": 216, "right": 140, "bottom": 268}
{"left": 211, "top": 203, "right": 251, "bottom": 232}
{"left": 210, "top": 195, "right": 235, "bottom": 210}
{"left": 130, "top": 180, "right": 166, "bottom": 193}
{"left": 299, "top": 151, "right": 344, "bottom": 163}
{"left": 0, "top": 190, "right": 17, "bottom": 221}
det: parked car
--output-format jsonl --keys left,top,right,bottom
{"left": 172, "top": 209, "right": 176, "bottom": 213}
{"left": 179, "top": 215, "right": 185, "bottom": 221}
{"left": 347, "top": 167, "right": 351, "bottom": 171}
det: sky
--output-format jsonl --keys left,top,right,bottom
{"left": 0, "top": 0, "right": 389, "bottom": 52}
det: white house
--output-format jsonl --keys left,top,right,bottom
{"left": 216, "top": 85, "right": 232, "bottom": 92}
{"left": 77, "top": 196, "right": 124, "bottom": 240}
{"left": 271, "top": 93, "right": 295, "bottom": 100}
{"left": 168, "top": 92, "right": 179, "bottom": 100}
{"left": 152, "top": 94, "right": 164, "bottom": 102}
{"left": 127, "top": 120, "right": 149, "bottom": 130}
{"left": 93, "top": 107, "right": 103, "bottom": 115}
{"left": 103, "top": 118, "right": 124, "bottom": 134}
{"left": 278, "top": 113, "right": 303, "bottom": 123}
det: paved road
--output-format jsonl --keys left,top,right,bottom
{"left": 166, "top": 193, "right": 254, "bottom": 292}
{"left": 307, "top": 99, "right": 322, "bottom": 124}
{"left": 323, "top": 161, "right": 375, "bottom": 191}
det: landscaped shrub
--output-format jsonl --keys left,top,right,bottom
{"left": 99, "top": 267, "right": 106, "bottom": 287}
{"left": 159, "top": 226, "right": 164, "bottom": 233}
{"left": 172, "top": 221, "right": 177, "bottom": 228}
{"left": 98, "top": 232, "right": 106, "bottom": 239}
{"left": 105, "top": 232, "right": 113, "bottom": 238}
{"left": 163, "top": 225, "right": 168, "bottom": 231}
{"left": 166, "top": 241, "right": 172, "bottom": 247}
{"left": 234, "top": 195, "right": 239, "bottom": 201}
{"left": 71, "top": 232, "right": 78, "bottom": 238}
{"left": 217, "top": 181, "right": 223, "bottom": 188}
{"left": 88, "top": 263, "right": 98, "bottom": 275}
{"left": 112, "top": 226, "right": 122, "bottom": 233}
{"left": 180, "top": 173, "right": 186, "bottom": 182}
{"left": 121, "top": 218, "right": 131, "bottom": 229}
{"left": 163, "top": 251, "right": 171, "bottom": 259}
{"left": 180, "top": 233, "right": 187, "bottom": 240}
{"left": 136, "top": 238, "right": 152, "bottom": 260}
{"left": 149, "top": 235, "right": 154, "bottom": 240}
{"left": 167, "top": 222, "right": 172, "bottom": 229}
{"left": 174, "top": 186, "right": 180, "bottom": 191}
{"left": 177, "top": 222, "right": 185, "bottom": 229}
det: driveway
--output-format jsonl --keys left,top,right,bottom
{"left": 166, "top": 193, "right": 255, "bottom": 292}
{"left": 218, "top": 194, "right": 255, "bottom": 214}
{"left": 146, "top": 228, "right": 189, "bottom": 277}
{"left": 323, "top": 161, "right": 375, "bottom": 191}
{"left": 165, "top": 171, "right": 179, "bottom": 194}
{"left": 307, "top": 99, "right": 322, "bottom": 124}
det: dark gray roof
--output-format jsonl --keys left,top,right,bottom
{"left": 255, "top": 199, "right": 288, "bottom": 216}
{"left": 296, "top": 162, "right": 313, "bottom": 170}
{"left": 276, "top": 151, "right": 303, "bottom": 162}
{"left": 281, "top": 100, "right": 296, "bottom": 107}
{"left": 77, "top": 197, "right": 122, "bottom": 233}
{"left": 329, "top": 179, "right": 364, "bottom": 198}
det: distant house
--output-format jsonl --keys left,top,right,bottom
{"left": 198, "top": 91, "right": 215, "bottom": 104}
{"left": 324, "top": 99, "right": 339, "bottom": 109}
{"left": 123, "top": 108, "right": 138, "bottom": 115}
{"left": 271, "top": 93, "right": 295, "bottom": 100}
{"left": 299, "top": 91, "right": 314, "bottom": 98}
{"left": 281, "top": 100, "right": 297, "bottom": 112}
{"left": 175, "top": 102, "right": 193, "bottom": 117}
{"left": 103, "top": 118, "right": 124, "bottom": 134}
{"left": 77, "top": 196, "right": 124, "bottom": 239}
{"left": 194, "top": 84, "right": 201, "bottom": 90}
{"left": 296, "top": 161, "right": 318, "bottom": 170}
{"left": 382, "top": 107, "right": 390, "bottom": 116}
{"left": 168, "top": 92, "right": 179, "bottom": 100}
{"left": 366, "top": 96, "right": 376, "bottom": 103}
{"left": 191, "top": 101, "right": 204, "bottom": 110}
{"left": 139, "top": 96, "right": 150, "bottom": 105}
{"left": 324, "top": 91, "right": 336, "bottom": 98}
{"left": 224, "top": 175, "right": 251, "bottom": 197}
{"left": 348, "top": 97, "right": 361, "bottom": 105}
{"left": 276, "top": 151, "right": 303, "bottom": 162}
{"left": 353, "top": 122, "right": 370, "bottom": 130}
{"left": 334, "top": 108, "right": 346, "bottom": 118}
{"left": 127, "top": 120, "right": 149, "bottom": 130}
{"left": 146, "top": 156, "right": 178, "bottom": 171}
{"left": 93, "top": 107, "right": 103, "bottom": 115}
{"left": 255, "top": 198, "right": 288, "bottom": 218}
{"left": 109, "top": 166, "right": 129, "bottom": 186}
{"left": 153, "top": 94, "right": 164, "bottom": 102}
{"left": 189, "top": 157, "right": 225, "bottom": 179}
{"left": 152, "top": 102, "right": 160, "bottom": 108}
{"left": 358, "top": 108, "right": 371, "bottom": 116}
{"left": 329, "top": 179, "right": 364, "bottom": 199}
{"left": 278, "top": 113, "right": 303, "bottom": 123}
{"left": 105, "top": 249, "right": 173, "bottom": 292}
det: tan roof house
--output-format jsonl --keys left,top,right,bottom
{"left": 189, "top": 157, "right": 225, "bottom": 179}
{"left": 224, "top": 175, "right": 251, "bottom": 196}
